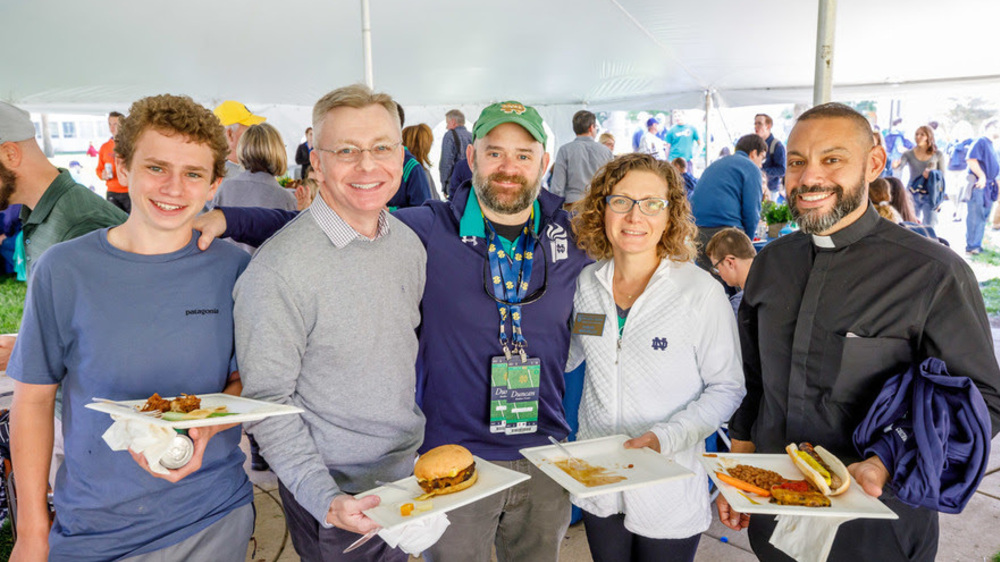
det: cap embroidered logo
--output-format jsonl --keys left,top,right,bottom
{"left": 500, "top": 103, "right": 527, "bottom": 115}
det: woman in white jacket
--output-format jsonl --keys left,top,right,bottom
{"left": 567, "top": 153, "right": 745, "bottom": 562}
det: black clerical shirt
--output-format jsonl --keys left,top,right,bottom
{"left": 730, "top": 204, "right": 1000, "bottom": 462}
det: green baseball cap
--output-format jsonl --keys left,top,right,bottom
{"left": 473, "top": 101, "right": 547, "bottom": 145}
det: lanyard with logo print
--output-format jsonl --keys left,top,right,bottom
{"left": 484, "top": 214, "right": 536, "bottom": 360}
{"left": 484, "top": 213, "right": 541, "bottom": 435}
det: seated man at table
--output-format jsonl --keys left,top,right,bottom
{"left": 8, "top": 94, "right": 253, "bottom": 562}
{"left": 705, "top": 227, "right": 756, "bottom": 315}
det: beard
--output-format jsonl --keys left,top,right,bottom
{"left": 472, "top": 161, "right": 544, "bottom": 216}
{"left": 788, "top": 172, "right": 867, "bottom": 234}
{"left": 0, "top": 161, "right": 17, "bottom": 211}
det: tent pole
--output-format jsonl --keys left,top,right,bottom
{"left": 361, "top": 0, "right": 374, "bottom": 87}
{"left": 704, "top": 89, "right": 711, "bottom": 170}
{"left": 813, "top": 0, "right": 837, "bottom": 106}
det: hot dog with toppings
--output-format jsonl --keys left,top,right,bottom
{"left": 785, "top": 442, "right": 851, "bottom": 496}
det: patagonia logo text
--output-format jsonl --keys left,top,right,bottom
{"left": 186, "top": 308, "right": 219, "bottom": 316}
{"left": 651, "top": 337, "right": 668, "bottom": 350}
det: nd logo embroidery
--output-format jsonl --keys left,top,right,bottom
{"left": 651, "top": 337, "right": 668, "bottom": 351}
{"left": 500, "top": 102, "right": 526, "bottom": 115}
{"left": 545, "top": 223, "right": 568, "bottom": 263}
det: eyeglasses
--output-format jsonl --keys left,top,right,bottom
{"left": 710, "top": 256, "right": 729, "bottom": 275}
{"left": 605, "top": 195, "right": 668, "bottom": 216}
{"left": 315, "top": 141, "right": 402, "bottom": 163}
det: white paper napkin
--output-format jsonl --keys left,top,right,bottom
{"left": 769, "top": 514, "right": 857, "bottom": 562}
{"left": 101, "top": 417, "right": 177, "bottom": 475}
{"left": 377, "top": 513, "right": 450, "bottom": 555}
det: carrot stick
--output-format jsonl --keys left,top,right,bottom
{"left": 716, "top": 471, "right": 771, "bottom": 497}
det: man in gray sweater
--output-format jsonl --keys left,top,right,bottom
{"left": 233, "top": 84, "right": 426, "bottom": 561}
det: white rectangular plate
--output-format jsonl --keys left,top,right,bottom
{"left": 700, "top": 453, "right": 898, "bottom": 519}
{"left": 519, "top": 434, "right": 694, "bottom": 498}
{"left": 360, "top": 456, "right": 529, "bottom": 531}
{"left": 85, "top": 393, "right": 303, "bottom": 429}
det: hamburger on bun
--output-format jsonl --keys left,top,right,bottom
{"left": 415, "top": 444, "right": 478, "bottom": 496}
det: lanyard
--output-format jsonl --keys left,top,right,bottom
{"left": 485, "top": 214, "right": 536, "bottom": 360}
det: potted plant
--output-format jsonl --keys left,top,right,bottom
{"left": 763, "top": 201, "right": 793, "bottom": 238}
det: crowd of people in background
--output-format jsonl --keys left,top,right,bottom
{"left": 2, "top": 87, "right": 1000, "bottom": 562}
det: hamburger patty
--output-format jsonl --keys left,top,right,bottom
{"left": 422, "top": 462, "right": 476, "bottom": 491}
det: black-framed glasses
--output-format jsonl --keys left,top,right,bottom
{"left": 315, "top": 141, "right": 402, "bottom": 163}
{"left": 605, "top": 195, "right": 668, "bottom": 216}
{"left": 710, "top": 256, "right": 729, "bottom": 275}
{"left": 482, "top": 229, "right": 549, "bottom": 306}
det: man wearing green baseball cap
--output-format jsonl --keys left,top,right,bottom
{"left": 400, "top": 102, "right": 590, "bottom": 562}
{"left": 192, "top": 98, "right": 591, "bottom": 561}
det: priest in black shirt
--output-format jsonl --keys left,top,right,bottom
{"left": 718, "top": 103, "right": 1000, "bottom": 561}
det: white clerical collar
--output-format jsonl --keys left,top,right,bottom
{"left": 811, "top": 234, "right": 836, "bottom": 248}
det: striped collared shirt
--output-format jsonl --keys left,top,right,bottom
{"left": 309, "top": 194, "right": 390, "bottom": 248}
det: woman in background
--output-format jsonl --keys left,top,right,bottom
{"left": 210, "top": 123, "right": 297, "bottom": 214}
{"left": 893, "top": 125, "right": 946, "bottom": 226}
{"left": 885, "top": 176, "right": 919, "bottom": 223}
{"left": 599, "top": 132, "right": 616, "bottom": 153}
{"left": 402, "top": 123, "right": 438, "bottom": 199}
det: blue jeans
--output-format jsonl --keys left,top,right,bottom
{"left": 914, "top": 197, "right": 938, "bottom": 228}
{"left": 966, "top": 188, "right": 992, "bottom": 252}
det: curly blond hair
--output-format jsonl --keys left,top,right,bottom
{"left": 115, "top": 94, "right": 229, "bottom": 182}
{"left": 571, "top": 153, "right": 698, "bottom": 262}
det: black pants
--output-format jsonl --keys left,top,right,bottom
{"left": 277, "top": 480, "right": 406, "bottom": 562}
{"left": 747, "top": 495, "right": 938, "bottom": 562}
{"left": 106, "top": 191, "right": 131, "bottom": 214}
{"left": 581, "top": 511, "right": 700, "bottom": 562}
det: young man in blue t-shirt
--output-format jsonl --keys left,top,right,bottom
{"left": 8, "top": 94, "right": 254, "bottom": 562}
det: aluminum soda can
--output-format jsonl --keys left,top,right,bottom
{"left": 160, "top": 433, "right": 194, "bottom": 470}
{"left": 104, "top": 163, "right": 113, "bottom": 178}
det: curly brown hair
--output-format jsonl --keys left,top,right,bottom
{"left": 114, "top": 94, "right": 230, "bottom": 182}
{"left": 571, "top": 153, "right": 698, "bottom": 262}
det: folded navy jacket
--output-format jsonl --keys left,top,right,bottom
{"left": 852, "top": 357, "right": 991, "bottom": 514}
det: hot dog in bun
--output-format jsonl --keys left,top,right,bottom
{"left": 415, "top": 444, "right": 478, "bottom": 496}
{"left": 786, "top": 442, "right": 850, "bottom": 496}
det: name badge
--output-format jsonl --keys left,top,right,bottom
{"left": 504, "top": 355, "right": 540, "bottom": 435}
{"left": 572, "top": 313, "right": 606, "bottom": 337}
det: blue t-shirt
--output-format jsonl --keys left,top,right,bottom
{"left": 8, "top": 228, "right": 253, "bottom": 561}
{"left": 666, "top": 124, "right": 701, "bottom": 160}
{"left": 967, "top": 137, "right": 999, "bottom": 183}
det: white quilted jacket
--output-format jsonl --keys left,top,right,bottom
{"left": 566, "top": 258, "right": 745, "bottom": 539}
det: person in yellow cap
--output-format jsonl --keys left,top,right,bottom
{"left": 213, "top": 100, "right": 266, "bottom": 178}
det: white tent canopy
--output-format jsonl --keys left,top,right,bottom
{"left": 4, "top": 0, "right": 1000, "bottom": 147}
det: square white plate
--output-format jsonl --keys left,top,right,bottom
{"left": 85, "top": 393, "right": 303, "bottom": 429}
{"left": 359, "top": 456, "right": 529, "bottom": 531}
{"left": 519, "top": 434, "right": 694, "bottom": 498}
{"left": 700, "top": 453, "right": 898, "bottom": 519}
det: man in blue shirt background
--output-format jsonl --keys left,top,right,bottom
{"left": 964, "top": 121, "right": 1000, "bottom": 254}
{"left": 690, "top": 134, "right": 767, "bottom": 271}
